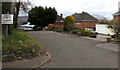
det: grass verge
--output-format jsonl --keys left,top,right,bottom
{"left": 2, "top": 29, "right": 45, "bottom": 62}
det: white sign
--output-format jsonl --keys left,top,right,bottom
{"left": 2, "top": 14, "right": 13, "bottom": 24}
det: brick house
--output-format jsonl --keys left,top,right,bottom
{"left": 53, "top": 14, "right": 64, "bottom": 27}
{"left": 112, "top": 11, "right": 120, "bottom": 21}
{"left": 72, "top": 12, "right": 99, "bottom": 29}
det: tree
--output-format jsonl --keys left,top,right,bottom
{"left": 64, "top": 16, "right": 75, "bottom": 32}
{"left": 28, "top": 6, "right": 57, "bottom": 28}
{"left": 99, "top": 19, "right": 111, "bottom": 24}
{"left": 28, "top": 6, "right": 45, "bottom": 27}
{"left": 110, "top": 19, "right": 120, "bottom": 35}
{"left": 13, "top": 0, "right": 31, "bottom": 29}
{"left": 43, "top": 7, "right": 57, "bottom": 27}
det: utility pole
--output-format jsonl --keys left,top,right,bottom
{"left": 0, "top": 2, "right": 1, "bottom": 41}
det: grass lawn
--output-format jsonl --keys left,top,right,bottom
{"left": 2, "top": 29, "right": 45, "bottom": 62}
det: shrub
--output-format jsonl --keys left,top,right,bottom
{"left": 54, "top": 25, "right": 63, "bottom": 32}
{"left": 82, "top": 30, "right": 97, "bottom": 38}
{"left": 2, "top": 29, "right": 45, "bottom": 62}
{"left": 70, "top": 27, "right": 84, "bottom": 34}
{"left": 33, "top": 26, "right": 42, "bottom": 31}
{"left": 81, "top": 30, "right": 92, "bottom": 36}
{"left": 48, "top": 24, "right": 54, "bottom": 31}
{"left": 64, "top": 16, "right": 75, "bottom": 32}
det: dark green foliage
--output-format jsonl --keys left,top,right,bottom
{"left": 71, "top": 27, "right": 84, "bottom": 34}
{"left": 70, "top": 27, "right": 97, "bottom": 38}
{"left": 28, "top": 6, "right": 57, "bottom": 28}
{"left": 33, "top": 26, "right": 42, "bottom": 31}
{"left": 22, "top": 22, "right": 27, "bottom": 25}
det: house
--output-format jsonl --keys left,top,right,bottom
{"left": 112, "top": 10, "right": 120, "bottom": 21}
{"left": 72, "top": 11, "right": 99, "bottom": 29}
{"left": 53, "top": 14, "right": 64, "bottom": 27}
{"left": 113, "top": 1, "right": 120, "bottom": 21}
{"left": 17, "top": 16, "right": 28, "bottom": 27}
{"left": 112, "top": 7, "right": 120, "bottom": 34}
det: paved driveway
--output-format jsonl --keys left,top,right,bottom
{"left": 28, "top": 31, "right": 118, "bottom": 68}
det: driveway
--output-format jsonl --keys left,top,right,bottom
{"left": 28, "top": 31, "right": 118, "bottom": 68}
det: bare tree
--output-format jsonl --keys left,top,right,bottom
{"left": 13, "top": 0, "right": 31, "bottom": 28}
{"left": 110, "top": 20, "right": 120, "bottom": 35}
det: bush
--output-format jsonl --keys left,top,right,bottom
{"left": 70, "top": 27, "right": 84, "bottom": 34}
{"left": 82, "top": 30, "right": 97, "bottom": 38}
{"left": 54, "top": 25, "right": 63, "bottom": 32}
{"left": 48, "top": 24, "right": 54, "bottom": 31}
{"left": 69, "top": 27, "right": 97, "bottom": 38}
{"left": 64, "top": 16, "right": 75, "bottom": 32}
{"left": 33, "top": 26, "right": 42, "bottom": 31}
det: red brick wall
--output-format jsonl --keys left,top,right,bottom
{"left": 53, "top": 22, "right": 64, "bottom": 26}
{"left": 74, "top": 21, "right": 99, "bottom": 28}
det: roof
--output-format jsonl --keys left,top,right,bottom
{"left": 113, "top": 11, "right": 120, "bottom": 16}
{"left": 56, "top": 15, "right": 64, "bottom": 22}
{"left": 18, "top": 16, "right": 28, "bottom": 26}
{"left": 72, "top": 12, "right": 98, "bottom": 22}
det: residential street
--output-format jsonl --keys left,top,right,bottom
{"left": 28, "top": 31, "right": 118, "bottom": 68}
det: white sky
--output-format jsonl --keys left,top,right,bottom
{"left": 25, "top": 0, "right": 120, "bottom": 19}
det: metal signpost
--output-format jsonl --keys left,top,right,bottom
{"left": 1, "top": 13, "right": 13, "bottom": 36}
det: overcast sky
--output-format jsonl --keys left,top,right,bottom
{"left": 20, "top": 0, "right": 120, "bottom": 19}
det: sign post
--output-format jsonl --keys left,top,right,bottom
{"left": 2, "top": 13, "right": 13, "bottom": 36}
{"left": 2, "top": 2, "right": 14, "bottom": 36}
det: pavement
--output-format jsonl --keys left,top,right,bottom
{"left": 2, "top": 31, "right": 118, "bottom": 68}
{"left": 83, "top": 34, "right": 118, "bottom": 52}
{"left": 2, "top": 49, "right": 51, "bottom": 68}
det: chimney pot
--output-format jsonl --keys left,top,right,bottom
{"left": 60, "top": 14, "right": 63, "bottom": 18}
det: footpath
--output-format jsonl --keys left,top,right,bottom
{"left": 83, "top": 34, "right": 118, "bottom": 52}
{"left": 2, "top": 50, "right": 51, "bottom": 68}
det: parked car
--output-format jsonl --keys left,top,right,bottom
{"left": 19, "top": 22, "right": 35, "bottom": 31}
{"left": 85, "top": 28, "right": 98, "bottom": 34}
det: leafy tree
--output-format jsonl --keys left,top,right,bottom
{"left": 28, "top": 6, "right": 57, "bottom": 28}
{"left": 43, "top": 7, "right": 57, "bottom": 27}
{"left": 64, "top": 16, "right": 75, "bottom": 32}
{"left": 28, "top": 6, "right": 45, "bottom": 27}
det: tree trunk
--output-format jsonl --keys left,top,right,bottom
{"left": 13, "top": 2, "right": 20, "bottom": 29}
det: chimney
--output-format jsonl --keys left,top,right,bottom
{"left": 60, "top": 14, "right": 63, "bottom": 18}
{"left": 82, "top": 11, "right": 85, "bottom": 13}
